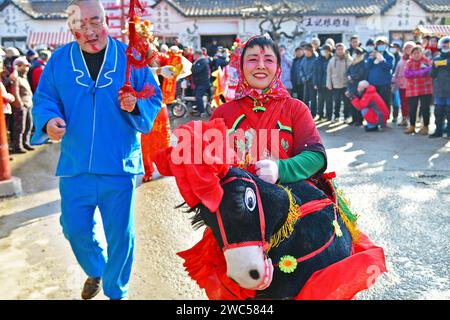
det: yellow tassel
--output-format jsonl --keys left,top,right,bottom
{"left": 267, "top": 186, "right": 301, "bottom": 252}
{"left": 332, "top": 220, "right": 343, "bottom": 237}
{"left": 336, "top": 205, "right": 361, "bottom": 243}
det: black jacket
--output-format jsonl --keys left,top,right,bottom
{"left": 291, "top": 56, "right": 304, "bottom": 86}
{"left": 431, "top": 51, "right": 450, "bottom": 98}
{"left": 312, "top": 55, "right": 332, "bottom": 88}
{"left": 192, "top": 57, "right": 211, "bottom": 86}
{"left": 347, "top": 58, "right": 368, "bottom": 95}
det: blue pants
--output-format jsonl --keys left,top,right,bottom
{"left": 59, "top": 174, "right": 137, "bottom": 299}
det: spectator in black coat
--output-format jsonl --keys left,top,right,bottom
{"left": 191, "top": 50, "right": 211, "bottom": 116}
{"left": 346, "top": 47, "right": 367, "bottom": 125}
{"left": 313, "top": 44, "right": 333, "bottom": 120}
{"left": 299, "top": 44, "right": 318, "bottom": 117}
{"left": 291, "top": 47, "right": 305, "bottom": 101}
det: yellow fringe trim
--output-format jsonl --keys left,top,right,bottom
{"left": 267, "top": 186, "right": 301, "bottom": 252}
{"left": 335, "top": 188, "right": 361, "bottom": 243}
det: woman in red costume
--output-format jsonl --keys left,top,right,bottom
{"left": 210, "top": 35, "right": 326, "bottom": 184}
{"left": 169, "top": 35, "right": 386, "bottom": 300}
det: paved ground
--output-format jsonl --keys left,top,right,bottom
{"left": 0, "top": 116, "right": 449, "bottom": 300}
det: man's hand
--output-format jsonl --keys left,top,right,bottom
{"left": 255, "top": 159, "right": 279, "bottom": 184}
{"left": 46, "top": 117, "right": 66, "bottom": 141}
{"left": 119, "top": 92, "right": 137, "bottom": 113}
{"left": 375, "top": 52, "right": 385, "bottom": 63}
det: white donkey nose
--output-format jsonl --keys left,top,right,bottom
{"left": 224, "top": 246, "right": 273, "bottom": 289}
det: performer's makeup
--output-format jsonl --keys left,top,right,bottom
{"left": 69, "top": 2, "right": 108, "bottom": 54}
{"left": 242, "top": 45, "right": 278, "bottom": 90}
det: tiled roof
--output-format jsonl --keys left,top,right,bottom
{"left": 155, "top": 0, "right": 450, "bottom": 17}
{"left": 415, "top": 0, "right": 450, "bottom": 13}
{"left": 0, "top": 0, "right": 70, "bottom": 19}
{"left": 155, "top": 0, "right": 398, "bottom": 17}
{"left": 1, "top": 0, "right": 448, "bottom": 20}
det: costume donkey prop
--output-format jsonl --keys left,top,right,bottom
{"left": 155, "top": 119, "right": 386, "bottom": 300}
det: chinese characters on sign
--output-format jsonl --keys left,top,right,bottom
{"left": 154, "top": 5, "right": 170, "bottom": 33}
{"left": 302, "top": 16, "right": 355, "bottom": 31}
{"left": 397, "top": 0, "right": 411, "bottom": 27}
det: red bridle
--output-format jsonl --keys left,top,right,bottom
{"left": 216, "top": 176, "right": 269, "bottom": 252}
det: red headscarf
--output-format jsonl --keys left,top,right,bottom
{"left": 234, "top": 35, "right": 290, "bottom": 102}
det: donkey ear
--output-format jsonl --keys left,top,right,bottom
{"left": 154, "top": 147, "right": 174, "bottom": 177}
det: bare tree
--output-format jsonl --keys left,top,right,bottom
{"left": 241, "top": 0, "right": 305, "bottom": 43}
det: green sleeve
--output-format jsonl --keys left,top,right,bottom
{"left": 277, "top": 151, "right": 326, "bottom": 184}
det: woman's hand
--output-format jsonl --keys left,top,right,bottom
{"left": 255, "top": 159, "right": 279, "bottom": 184}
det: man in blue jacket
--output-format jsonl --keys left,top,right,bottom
{"left": 365, "top": 36, "right": 394, "bottom": 118}
{"left": 299, "top": 43, "right": 318, "bottom": 117}
{"left": 31, "top": 0, "right": 162, "bottom": 300}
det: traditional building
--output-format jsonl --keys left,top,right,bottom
{"left": 149, "top": 0, "right": 450, "bottom": 50}
{"left": 0, "top": 0, "right": 449, "bottom": 52}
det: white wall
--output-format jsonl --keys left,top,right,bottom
{"left": 0, "top": 4, "right": 68, "bottom": 50}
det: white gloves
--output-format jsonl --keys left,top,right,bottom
{"left": 255, "top": 159, "right": 279, "bottom": 184}
{"left": 160, "top": 65, "right": 177, "bottom": 79}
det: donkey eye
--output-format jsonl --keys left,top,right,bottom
{"left": 244, "top": 187, "right": 256, "bottom": 211}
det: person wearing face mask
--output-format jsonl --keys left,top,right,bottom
{"left": 30, "top": 0, "right": 162, "bottom": 300}
{"left": 364, "top": 38, "right": 375, "bottom": 58}
{"left": 429, "top": 36, "right": 450, "bottom": 138}
{"left": 365, "top": 36, "right": 395, "bottom": 121}
{"left": 313, "top": 44, "right": 333, "bottom": 121}
{"left": 389, "top": 42, "right": 401, "bottom": 70}
{"left": 389, "top": 42, "right": 402, "bottom": 124}
{"left": 392, "top": 41, "right": 416, "bottom": 127}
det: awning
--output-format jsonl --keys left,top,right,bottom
{"left": 27, "top": 31, "right": 74, "bottom": 47}
{"left": 414, "top": 25, "right": 450, "bottom": 37}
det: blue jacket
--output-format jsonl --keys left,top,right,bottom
{"left": 312, "top": 55, "right": 332, "bottom": 88}
{"left": 290, "top": 56, "right": 304, "bottom": 86}
{"left": 299, "top": 56, "right": 317, "bottom": 83}
{"left": 365, "top": 51, "right": 395, "bottom": 86}
{"left": 31, "top": 36, "right": 162, "bottom": 177}
{"left": 192, "top": 57, "right": 211, "bottom": 86}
